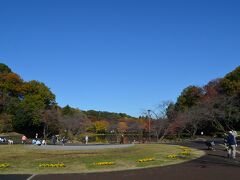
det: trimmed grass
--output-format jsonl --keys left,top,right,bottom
{"left": 0, "top": 144, "right": 204, "bottom": 174}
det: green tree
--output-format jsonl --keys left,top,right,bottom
{"left": 62, "top": 105, "right": 76, "bottom": 116}
{"left": 175, "top": 86, "right": 204, "bottom": 112}
{"left": 12, "top": 81, "right": 56, "bottom": 136}
{"left": 23, "top": 80, "right": 56, "bottom": 107}
{"left": 0, "top": 63, "right": 12, "bottom": 74}
{"left": 0, "top": 113, "right": 13, "bottom": 133}
{"left": 220, "top": 66, "right": 240, "bottom": 95}
{"left": 12, "top": 95, "right": 45, "bottom": 135}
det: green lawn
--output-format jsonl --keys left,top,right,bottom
{"left": 0, "top": 144, "right": 204, "bottom": 174}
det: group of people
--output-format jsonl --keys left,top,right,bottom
{"left": 21, "top": 133, "right": 47, "bottom": 146}
{"left": 51, "top": 135, "right": 69, "bottom": 146}
{"left": 32, "top": 139, "right": 47, "bottom": 146}
{"left": 204, "top": 130, "right": 238, "bottom": 160}
{"left": 11, "top": 132, "right": 90, "bottom": 146}
{"left": 0, "top": 137, "right": 7, "bottom": 143}
{"left": 23, "top": 134, "right": 68, "bottom": 146}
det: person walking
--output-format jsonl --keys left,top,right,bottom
{"left": 51, "top": 135, "right": 57, "bottom": 145}
{"left": 61, "top": 136, "right": 66, "bottom": 146}
{"left": 85, "top": 135, "right": 88, "bottom": 144}
{"left": 42, "top": 139, "right": 47, "bottom": 145}
{"left": 21, "top": 135, "right": 27, "bottom": 144}
{"left": 226, "top": 131, "right": 237, "bottom": 159}
{"left": 120, "top": 134, "right": 124, "bottom": 144}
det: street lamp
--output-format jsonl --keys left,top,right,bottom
{"left": 147, "top": 110, "right": 151, "bottom": 142}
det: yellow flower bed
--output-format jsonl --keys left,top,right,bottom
{"left": 180, "top": 151, "right": 191, "bottom": 156}
{"left": 0, "top": 163, "right": 10, "bottom": 168}
{"left": 93, "top": 162, "right": 115, "bottom": 166}
{"left": 39, "top": 163, "right": 65, "bottom": 168}
{"left": 179, "top": 146, "right": 192, "bottom": 155}
{"left": 167, "top": 154, "right": 177, "bottom": 159}
{"left": 137, "top": 158, "right": 155, "bottom": 163}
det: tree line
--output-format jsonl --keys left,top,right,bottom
{"left": 0, "top": 63, "right": 149, "bottom": 138}
{"left": 0, "top": 63, "right": 239, "bottom": 140}
{"left": 151, "top": 66, "right": 240, "bottom": 139}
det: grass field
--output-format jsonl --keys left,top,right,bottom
{"left": 0, "top": 144, "right": 205, "bottom": 174}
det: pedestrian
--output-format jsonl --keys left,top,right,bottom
{"left": 51, "top": 135, "right": 57, "bottom": 145}
{"left": 226, "top": 131, "right": 237, "bottom": 159}
{"left": 61, "top": 137, "right": 66, "bottom": 146}
{"left": 42, "top": 139, "right": 47, "bottom": 145}
{"left": 85, "top": 135, "right": 88, "bottom": 144}
{"left": 120, "top": 134, "right": 124, "bottom": 144}
{"left": 21, "top": 135, "right": 27, "bottom": 144}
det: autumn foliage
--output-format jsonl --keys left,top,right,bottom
{"left": 167, "top": 66, "right": 240, "bottom": 137}
{"left": 0, "top": 63, "right": 239, "bottom": 139}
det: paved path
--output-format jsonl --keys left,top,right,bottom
{"left": 1, "top": 141, "right": 240, "bottom": 180}
{"left": 29, "top": 144, "right": 135, "bottom": 150}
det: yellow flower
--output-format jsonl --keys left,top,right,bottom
{"left": 39, "top": 163, "right": 65, "bottom": 168}
{"left": 167, "top": 154, "right": 176, "bottom": 159}
{"left": 137, "top": 157, "right": 155, "bottom": 163}
{"left": 0, "top": 163, "right": 10, "bottom": 168}
{"left": 93, "top": 161, "right": 115, "bottom": 166}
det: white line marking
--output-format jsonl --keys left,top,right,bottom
{"left": 27, "top": 174, "right": 37, "bottom": 180}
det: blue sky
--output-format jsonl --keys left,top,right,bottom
{"left": 0, "top": 0, "right": 239, "bottom": 117}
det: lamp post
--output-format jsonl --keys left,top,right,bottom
{"left": 147, "top": 110, "right": 151, "bottom": 142}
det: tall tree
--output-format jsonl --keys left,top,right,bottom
{"left": 41, "top": 107, "right": 61, "bottom": 138}
{"left": 175, "top": 86, "right": 204, "bottom": 111}
{"left": 60, "top": 110, "right": 90, "bottom": 136}
{"left": 220, "top": 66, "right": 240, "bottom": 95}
{"left": 0, "top": 113, "right": 13, "bottom": 133}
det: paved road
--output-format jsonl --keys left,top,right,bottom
{"left": 1, "top": 141, "right": 240, "bottom": 180}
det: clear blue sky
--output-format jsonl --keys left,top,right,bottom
{"left": 0, "top": 0, "right": 239, "bottom": 117}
